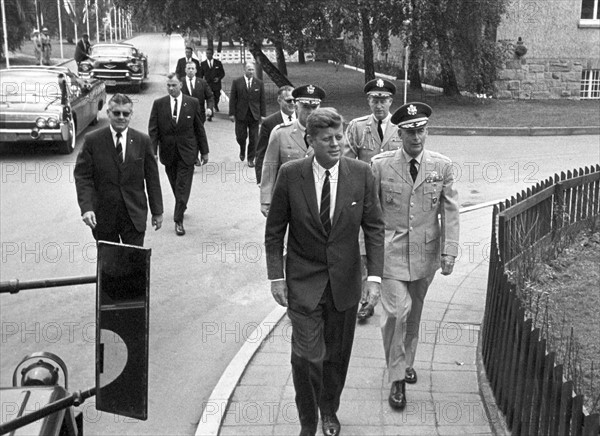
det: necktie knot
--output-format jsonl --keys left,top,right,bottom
{"left": 288, "top": 115, "right": 293, "bottom": 122}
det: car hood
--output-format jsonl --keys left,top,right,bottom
{"left": 0, "top": 99, "right": 62, "bottom": 116}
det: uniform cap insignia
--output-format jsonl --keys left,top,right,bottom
{"left": 376, "top": 78, "right": 384, "bottom": 87}
{"left": 307, "top": 85, "right": 315, "bottom": 94}
{"left": 407, "top": 104, "right": 417, "bottom": 115}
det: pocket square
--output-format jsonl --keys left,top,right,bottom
{"left": 350, "top": 201, "right": 357, "bottom": 206}
{"left": 187, "top": 115, "right": 191, "bottom": 118}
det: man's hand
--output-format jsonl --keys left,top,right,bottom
{"left": 271, "top": 280, "right": 288, "bottom": 307}
{"left": 152, "top": 214, "right": 163, "bottom": 230}
{"left": 363, "top": 281, "right": 381, "bottom": 312}
{"left": 229, "top": 115, "right": 235, "bottom": 123}
{"left": 82, "top": 211, "right": 96, "bottom": 229}
{"left": 260, "top": 203, "right": 270, "bottom": 218}
{"left": 200, "top": 154, "right": 209, "bottom": 165}
{"left": 206, "top": 108, "right": 213, "bottom": 118}
{"left": 441, "top": 255, "right": 456, "bottom": 275}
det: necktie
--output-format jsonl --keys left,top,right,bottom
{"left": 377, "top": 119, "right": 384, "bottom": 141}
{"left": 288, "top": 115, "right": 293, "bottom": 122}
{"left": 410, "top": 158, "right": 418, "bottom": 183}
{"left": 188, "top": 79, "right": 194, "bottom": 93}
{"left": 116, "top": 132, "right": 123, "bottom": 163}
{"left": 320, "top": 170, "right": 331, "bottom": 234}
{"left": 172, "top": 98, "right": 178, "bottom": 123}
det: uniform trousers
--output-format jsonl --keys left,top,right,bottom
{"left": 164, "top": 148, "right": 195, "bottom": 223}
{"left": 380, "top": 274, "right": 434, "bottom": 382}
{"left": 287, "top": 283, "right": 357, "bottom": 434}
{"left": 235, "top": 110, "right": 259, "bottom": 162}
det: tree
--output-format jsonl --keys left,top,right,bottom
{"left": 1, "top": 0, "right": 35, "bottom": 60}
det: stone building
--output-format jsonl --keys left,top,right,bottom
{"left": 495, "top": 0, "right": 600, "bottom": 99}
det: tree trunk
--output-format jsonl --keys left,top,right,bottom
{"left": 436, "top": 32, "right": 460, "bottom": 96}
{"left": 360, "top": 8, "right": 375, "bottom": 83}
{"left": 217, "top": 33, "right": 223, "bottom": 52}
{"left": 206, "top": 33, "right": 214, "bottom": 51}
{"left": 248, "top": 41, "right": 293, "bottom": 87}
{"left": 298, "top": 47, "right": 305, "bottom": 64}
{"left": 408, "top": 52, "right": 422, "bottom": 90}
{"left": 274, "top": 40, "right": 288, "bottom": 76}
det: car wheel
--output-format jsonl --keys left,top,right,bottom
{"left": 57, "top": 119, "right": 76, "bottom": 154}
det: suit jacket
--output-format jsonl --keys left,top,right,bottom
{"left": 255, "top": 111, "right": 284, "bottom": 183}
{"left": 175, "top": 57, "right": 201, "bottom": 80}
{"left": 74, "top": 38, "right": 90, "bottom": 63}
{"left": 148, "top": 93, "right": 208, "bottom": 167}
{"left": 265, "top": 156, "right": 385, "bottom": 313}
{"left": 260, "top": 120, "right": 314, "bottom": 205}
{"left": 344, "top": 114, "right": 402, "bottom": 162}
{"left": 181, "top": 76, "right": 215, "bottom": 122}
{"left": 199, "top": 58, "right": 225, "bottom": 92}
{"left": 228, "top": 76, "right": 266, "bottom": 121}
{"left": 371, "top": 149, "right": 460, "bottom": 281}
{"left": 74, "top": 127, "right": 163, "bottom": 233}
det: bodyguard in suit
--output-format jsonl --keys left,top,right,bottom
{"left": 345, "top": 78, "right": 403, "bottom": 322}
{"left": 260, "top": 84, "right": 324, "bottom": 217}
{"left": 254, "top": 85, "right": 296, "bottom": 184}
{"left": 181, "top": 62, "right": 215, "bottom": 123}
{"left": 74, "top": 93, "right": 163, "bottom": 247}
{"left": 371, "top": 102, "right": 460, "bottom": 410}
{"left": 228, "top": 61, "right": 266, "bottom": 166}
{"left": 175, "top": 47, "right": 201, "bottom": 80}
{"left": 74, "top": 33, "right": 91, "bottom": 64}
{"left": 149, "top": 73, "right": 209, "bottom": 236}
{"left": 199, "top": 48, "right": 225, "bottom": 115}
{"left": 265, "top": 108, "right": 385, "bottom": 436}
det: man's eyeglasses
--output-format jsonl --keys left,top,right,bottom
{"left": 283, "top": 98, "right": 295, "bottom": 103}
{"left": 111, "top": 111, "right": 131, "bottom": 117}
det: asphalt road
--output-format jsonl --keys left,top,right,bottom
{"left": 1, "top": 33, "right": 599, "bottom": 435}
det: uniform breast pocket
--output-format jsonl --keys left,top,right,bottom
{"left": 422, "top": 185, "right": 441, "bottom": 211}
{"left": 381, "top": 182, "right": 402, "bottom": 209}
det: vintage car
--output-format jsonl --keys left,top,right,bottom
{"left": 78, "top": 43, "right": 148, "bottom": 92}
{"left": 0, "top": 67, "right": 106, "bottom": 154}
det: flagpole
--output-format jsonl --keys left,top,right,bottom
{"left": 1, "top": 0, "right": 10, "bottom": 67}
{"left": 85, "top": 0, "right": 90, "bottom": 37}
{"left": 95, "top": 0, "right": 99, "bottom": 43}
{"left": 73, "top": 2, "right": 78, "bottom": 43}
{"left": 57, "top": 0, "right": 64, "bottom": 58}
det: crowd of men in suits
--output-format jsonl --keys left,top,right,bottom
{"left": 73, "top": 46, "right": 459, "bottom": 436}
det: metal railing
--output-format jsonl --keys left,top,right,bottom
{"left": 481, "top": 164, "right": 600, "bottom": 435}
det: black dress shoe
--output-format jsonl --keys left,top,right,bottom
{"left": 207, "top": 116, "right": 213, "bottom": 122}
{"left": 239, "top": 153, "right": 245, "bottom": 161}
{"left": 357, "top": 301, "right": 374, "bottom": 322}
{"left": 248, "top": 160, "right": 255, "bottom": 168}
{"left": 405, "top": 367, "right": 417, "bottom": 384}
{"left": 321, "top": 413, "right": 340, "bottom": 436}
{"left": 175, "top": 221, "right": 185, "bottom": 236}
{"left": 389, "top": 380, "right": 407, "bottom": 410}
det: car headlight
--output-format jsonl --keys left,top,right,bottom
{"left": 47, "top": 118, "right": 59, "bottom": 128}
{"left": 128, "top": 62, "right": 141, "bottom": 73}
{"left": 80, "top": 63, "right": 92, "bottom": 72}
{"left": 35, "top": 117, "right": 47, "bottom": 128}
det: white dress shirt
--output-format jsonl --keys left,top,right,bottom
{"left": 312, "top": 159, "right": 339, "bottom": 222}
{"left": 171, "top": 95, "right": 180, "bottom": 123}
{"left": 281, "top": 111, "right": 296, "bottom": 125}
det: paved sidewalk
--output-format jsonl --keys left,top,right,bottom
{"left": 211, "top": 206, "right": 496, "bottom": 436}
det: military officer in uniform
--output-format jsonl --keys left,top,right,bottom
{"left": 260, "top": 84, "right": 325, "bottom": 217}
{"left": 370, "top": 102, "right": 459, "bottom": 411}
{"left": 345, "top": 78, "right": 403, "bottom": 323}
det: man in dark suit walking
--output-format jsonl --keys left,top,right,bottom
{"left": 265, "top": 108, "right": 385, "bottom": 436}
{"left": 228, "top": 61, "right": 266, "bottom": 167}
{"left": 74, "top": 93, "right": 163, "bottom": 247}
{"left": 181, "top": 62, "right": 214, "bottom": 123}
{"left": 199, "top": 47, "right": 225, "bottom": 115}
{"left": 175, "top": 47, "right": 201, "bottom": 80}
{"left": 254, "top": 85, "right": 295, "bottom": 184}
{"left": 149, "top": 73, "right": 209, "bottom": 236}
{"left": 74, "top": 33, "right": 91, "bottom": 64}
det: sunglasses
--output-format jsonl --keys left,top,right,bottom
{"left": 111, "top": 111, "right": 131, "bottom": 117}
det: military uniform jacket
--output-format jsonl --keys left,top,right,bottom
{"left": 260, "top": 120, "right": 314, "bottom": 205}
{"left": 344, "top": 114, "right": 402, "bottom": 163}
{"left": 371, "top": 149, "right": 460, "bottom": 281}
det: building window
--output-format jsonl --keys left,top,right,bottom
{"left": 581, "top": 0, "right": 599, "bottom": 23}
{"left": 580, "top": 70, "right": 600, "bottom": 99}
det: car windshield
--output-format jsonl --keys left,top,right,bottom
{"left": 0, "top": 70, "right": 64, "bottom": 103}
{"left": 91, "top": 46, "right": 133, "bottom": 57}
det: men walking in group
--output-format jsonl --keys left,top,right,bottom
{"left": 254, "top": 85, "right": 296, "bottom": 185}
{"left": 74, "top": 94, "right": 163, "bottom": 247}
{"left": 175, "top": 47, "right": 200, "bottom": 80}
{"left": 199, "top": 48, "right": 225, "bottom": 118}
{"left": 345, "top": 78, "right": 403, "bottom": 323}
{"left": 149, "top": 73, "right": 208, "bottom": 236}
{"left": 265, "top": 108, "right": 384, "bottom": 436}
{"left": 74, "top": 33, "right": 91, "bottom": 65}
{"left": 260, "top": 84, "right": 324, "bottom": 217}
{"left": 228, "top": 61, "right": 266, "bottom": 167}
{"left": 370, "top": 102, "right": 460, "bottom": 411}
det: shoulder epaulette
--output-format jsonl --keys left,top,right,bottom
{"left": 371, "top": 150, "right": 396, "bottom": 163}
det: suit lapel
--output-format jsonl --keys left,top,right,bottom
{"left": 103, "top": 127, "right": 121, "bottom": 166}
{"left": 389, "top": 150, "right": 412, "bottom": 184}
{"left": 414, "top": 150, "right": 431, "bottom": 188}
{"left": 331, "top": 158, "right": 351, "bottom": 230}
{"left": 382, "top": 119, "right": 396, "bottom": 147}
{"left": 300, "top": 158, "right": 321, "bottom": 230}
{"left": 368, "top": 116, "right": 382, "bottom": 148}
{"left": 290, "top": 121, "right": 308, "bottom": 153}
{"left": 124, "top": 129, "right": 137, "bottom": 163}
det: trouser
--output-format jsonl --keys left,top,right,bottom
{"left": 287, "top": 284, "right": 358, "bottom": 434}
{"left": 93, "top": 200, "right": 144, "bottom": 247}
{"left": 380, "top": 274, "right": 434, "bottom": 382}
{"left": 164, "top": 150, "right": 195, "bottom": 223}
{"left": 211, "top": 87, "right": 221, "bottom": 109}
{"left": 235, "top": 110, "right": 259, "bottom": 162}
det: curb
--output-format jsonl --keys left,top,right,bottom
{"left": 428, "top": 126, "right": 600, "bottom": 136}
